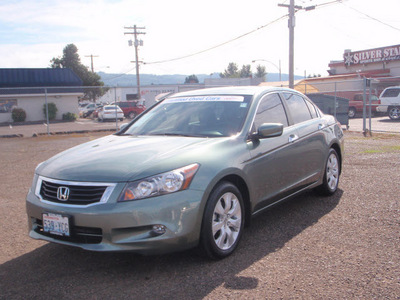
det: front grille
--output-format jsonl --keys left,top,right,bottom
{"left": 40, "top": 180, "right": 108, "bottom": 205}
{"left": 34, "top": 219, "right": 102, "bottom": 244}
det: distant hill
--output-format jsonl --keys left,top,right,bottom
{"left": 98, "top": 72, "right": 301, "bottom": 86}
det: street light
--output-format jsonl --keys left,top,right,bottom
{"left": 252, "top": 59, "right": 282, "bottom": 82}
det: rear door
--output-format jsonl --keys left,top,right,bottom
{"left": 282, "top": 92, "right": 327, "bottom": 186}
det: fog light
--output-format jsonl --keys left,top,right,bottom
{"left": 152, "top": 224, "right": 166, "bottom": 236}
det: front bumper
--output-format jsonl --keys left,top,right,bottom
{"left": 26, "top": 188, "right": 204, "bottom": 255}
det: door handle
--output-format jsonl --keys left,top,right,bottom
{"left": 288, "top": 134, "right": 298, "bottom": 143}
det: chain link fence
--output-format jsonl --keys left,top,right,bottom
{"left": 1, "top": 77, "right": 399, "bottom": 135}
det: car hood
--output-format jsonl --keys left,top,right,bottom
{"left": 37, "top": 134, "right": 228, "bottom": 182}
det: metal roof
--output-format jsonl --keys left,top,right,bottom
{"left": 0, "top": 68, "right": 82, "bottom": 88}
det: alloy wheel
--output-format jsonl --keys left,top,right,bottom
{"left": 212, "top": 192, "right": 242, "bottom": 250}
{"left": 388, "top": 107, "right": 400, "bottom": 120}
{"left": 326, "top": 152, "right": 339, "bottom": 191}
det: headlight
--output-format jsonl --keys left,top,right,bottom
{"left": 118, "top": 163, "right": 199, "bottom": 201}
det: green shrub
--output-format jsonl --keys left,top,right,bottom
{"left": 62, "top": 112, "right": 78, "bottom": 121}
{"left": 43, "top": 102, "right": 58, "bottom": 120}
{"left": 11, "top": 107, "right": 27, "bottom": 122}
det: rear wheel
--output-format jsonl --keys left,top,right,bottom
{"left": 200, "top": 182, "right": 244, "bottom": 259}
{"left": 128, "top": 112, "right": 137, "bottom": 119}
{"left": 316, "top": 148, "right": 340, "bottom": 196}
{"left": 388, "top": 106, "right": 400, "bottom": 120}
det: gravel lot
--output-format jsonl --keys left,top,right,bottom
{"left": 0, "top": 131, "right": 399, "bottom": 299}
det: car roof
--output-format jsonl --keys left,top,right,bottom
{"left": 170, "top": 86, "right": 294, "bottom": 98}
{"left": 383, "top": 86, "right": 400, "bottom": 90}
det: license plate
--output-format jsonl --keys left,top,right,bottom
{"left": 42, "top": 213, "right": 70, "bottom": 236}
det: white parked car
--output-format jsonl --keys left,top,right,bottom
{"left": 376, "top": 86, "right": 400, "bottom": 120}
{"left": 98, "top": 105, "right": 124, "bottom": 122}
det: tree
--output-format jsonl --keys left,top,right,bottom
{"left": 43, "top": 102, "right": 58, "bottom": 120}
{"left": 254, "top": 65, "right": 267, "bottom": 81}
{"left": 307, "top": 74, "right": 321, "bottom": 78}
{"left": 220, "top": 62, "right": 254, "bottom": 79}
{"left": 50, "top": 44, "right": 107, "bottom": 101}
{"left": 239, "top": 64, "right": 252, "bottom": 78}
{"left": 184, "top": 74, "right": 199, "bottom": 84}
{"left": 220, "top": 62, "right": 240, "bottom": 78}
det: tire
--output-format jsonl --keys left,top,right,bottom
{"left": 316, "top": 148, "right": 340, "bottom": 196}
{"left": 388, "top": 106, "right": 400, "bottom": 120}
{"left": 128, "top": 112, "right": 136, "bottom": 119}
{"left": 200, "top": 182, "right": 244, "bottom": 259}
{"left": 348, "top": 107, "right": 356, "bottom": 118}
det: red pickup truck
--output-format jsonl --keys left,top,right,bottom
{"left": 323, "top": 91, "right": 381, "bottom": 118}
{"left": 347, "top": 93, "right": 381, "bottom": 118}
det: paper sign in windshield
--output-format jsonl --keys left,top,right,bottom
{"left": 166, "top": 96, "right": 244, "bottom": 103}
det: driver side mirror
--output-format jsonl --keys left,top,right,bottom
{"left": 252, "top": 123, "right": 284, "bottom": 140}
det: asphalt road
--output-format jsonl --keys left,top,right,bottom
{"left": 0, "top": 131, "right": 399, "bottom": 299}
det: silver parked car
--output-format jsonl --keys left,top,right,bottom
{"left": 26, "top": 86, "right": 344, "bottom": 259}
{"left": 97, "top": 105, "right": 124, "bottom": 122}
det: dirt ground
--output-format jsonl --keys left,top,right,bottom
{"left": 0, "top": 131, "right": 399, "bottom": 299}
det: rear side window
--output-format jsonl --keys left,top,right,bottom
{"left": 382, "top": 88, "right": 400, "bottom": 98}
{"left": 254, "top": 93, "right": 288, "bottom": 128}
{"left": 304, "top": 98, "right": 318, "bottom": 118}
{"left": 283, "top": 93, "right": 312, "bottom": 124}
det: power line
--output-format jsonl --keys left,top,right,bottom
{"left": 341, "top": 1, "right": 400, "bottom": 32}
{"left": 144, "top": 14, "right": 289, "bottom": 65}
{"left": 104, "top": 0, "right": 341, "bottom": 79}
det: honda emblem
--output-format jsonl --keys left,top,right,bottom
{"left": 57, "top": 186, "right": 70, "bottom": 201}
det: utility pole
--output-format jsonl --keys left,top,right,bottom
{"left": 124, "top": 25, "right": 146, "bottom": 99}
{"left": 85, "top": 54, "right": 99, "bottom": 72}
{"left": 278, "top": 1, "right": 315, "bottom": 89}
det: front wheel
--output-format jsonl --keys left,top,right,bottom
{"left": 388, "top": 106, "right": 400, "bottom": 120}
{"left": 316, "top": 148, "right": 340, "bottom": 196}
{"left": 200, "top": 182, "right": 244, "bottom": 259}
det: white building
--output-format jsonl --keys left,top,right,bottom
{"left": 0, "top": 68, "right": 83, "bottom": 123}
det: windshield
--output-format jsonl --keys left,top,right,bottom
{"left": 124, "top": 95, "right": 252, "bottom": 137}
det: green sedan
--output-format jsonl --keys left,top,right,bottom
{"left": 26, "top": 86, "right": 344, "bottom": 259}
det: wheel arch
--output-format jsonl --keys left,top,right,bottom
{"left": 330, "top": 142, "right": 342, "bottom": 175}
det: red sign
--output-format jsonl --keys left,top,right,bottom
{"left": 344, "top": 44, "right": 400, "bottom": 66}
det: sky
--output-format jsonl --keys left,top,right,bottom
{"left": 0, "top": 0, "right": 399, "bottom": 78}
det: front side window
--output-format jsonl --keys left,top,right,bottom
{"left": 283, "top": 93, "right": 312, "bottom": 124}
{"left": 253, "top": 93, "right": 288, "bottom": 128}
